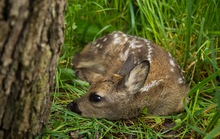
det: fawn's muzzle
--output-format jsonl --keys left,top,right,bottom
{"left": 67, "top": 101, "right": 82, "bottom": 115}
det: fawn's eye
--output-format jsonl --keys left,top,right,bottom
{"left": 89, "top": 92, "right": 102, "bottom": 103}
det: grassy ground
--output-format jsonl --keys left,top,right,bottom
{"left": 42, "top": 0, "right": 220, "bottom": 138}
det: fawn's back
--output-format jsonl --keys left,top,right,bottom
{"left": 68, "top": 31, "right": 189, "bottom": 120}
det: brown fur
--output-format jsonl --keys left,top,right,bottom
{"left": 68, "top": 31, "right": 189, "bottom": 120}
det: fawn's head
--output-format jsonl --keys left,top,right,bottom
{"left": 68, "top": 55, "right": 150, "bottom": 120}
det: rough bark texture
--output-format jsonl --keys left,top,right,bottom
{"left": 0, "top": 0, "right": 65, "bottom": 138}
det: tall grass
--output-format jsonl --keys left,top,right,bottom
{"left": 42, "top": 0, "right": 220, "bottom": 138}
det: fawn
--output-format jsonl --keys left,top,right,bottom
{"left": 67, "top": 31, "right": 189, "bottom": 120}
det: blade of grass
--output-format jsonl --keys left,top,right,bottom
{"left": 205, "top": 109, "right": 220, "bottom": 132}
{"left": 183, "top": 0, "right": 192, "bottom": 69}
{"left": 184, "top": 70, "right": 220, "bottom": 134}
{"left": 187, "top": 70, "right": 220, "bottom": 97}
{"left": 129, "top": 0, "right": 135, "bottom": 34}
{"left": 204, "top": 123, "right": 220, "bottom": 139}
{"left": 195, "top": 17, "right": 205, "bottom": 81}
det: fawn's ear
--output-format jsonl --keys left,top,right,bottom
{"left": 117, "top": 54, "right": 135, "bottom": 76}
{"left": 121, "top": 60, "right": 150, "bottom": 95}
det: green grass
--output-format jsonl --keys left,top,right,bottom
{"left": 42, "top": 0, "right": 220, "bottom": 138}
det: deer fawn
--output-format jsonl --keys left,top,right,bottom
{"left": 67, "top": 31, "right": 189, "bottom": 120}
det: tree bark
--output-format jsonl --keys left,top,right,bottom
{"left": 0, "top": 0, "right": 65, "bottom": 138}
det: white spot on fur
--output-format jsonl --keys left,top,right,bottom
{"left": 169, "top": 59, "right": 175, "bottom": 67}
{"left": 134, "top": 57, "right": 138, "bottom": 64}
{"left": 148, "top": 46, "right": 152, "bottom": 55}
{"left": 122, "top": 34, "right": 127, "bottom": 37}
{"left": 178, "top": 78, "right": 184, "bottom": 84}
{"left": 129, "top": 40, "right": 143, "bottom": 49}
{"left": 113, "top": 33, "right": 119, "bottom": 38}
{"left": 144, "top": 39, "right": 150, "bottom": 43}
{"left": 129, "top": 39, "right": 135, "bottom": 49}
{"left": 147, "top": 45, "right": 153, "bottom": 63}
{"left": 146, "top": 42, "right": 151, "bottom": 46}
{"left": 103, "top": 37, "right": 108, "bottom": 42}
{"left": 135, "top": 44, "right": 143, "bottom": 49}
{"left": 96, "top": 43, "right": 101, "bottom": 48}
{"left": 168, "top": 52, "right": 178, "bottom": 70}
{"left": 168, "top": 52, "right": 172, "bottom": 58}
{"left": 113, "top": 38, "right": 121, "bottom": 44}
{"left": 140, "top": 80, "right": 161, "bottom": 92}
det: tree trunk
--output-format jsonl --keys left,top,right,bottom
{"left": 0, "top": 0, "right": 65, "bottom": 138}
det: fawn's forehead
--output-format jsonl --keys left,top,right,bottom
{"left": 89, "top": 81, "right": 116, "bottom": 97}
{"left": 91, "top": 79, "right": 115, "bottom": 90}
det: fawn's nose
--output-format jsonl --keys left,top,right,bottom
{"left": 67, "top": 101, "right": 82, "bottom": 115}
